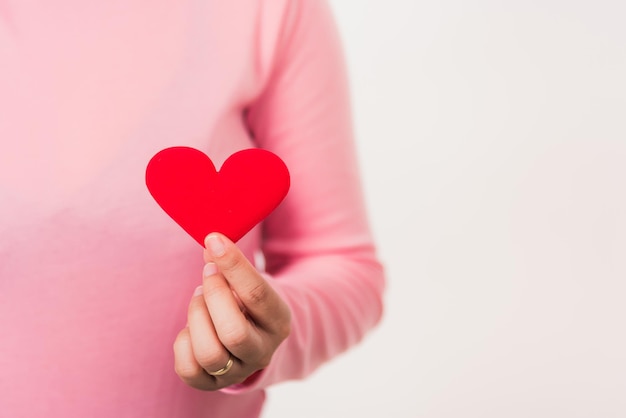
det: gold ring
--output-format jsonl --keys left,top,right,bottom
{"left": 207, "top": 356, "right": 234, "bottom": 376}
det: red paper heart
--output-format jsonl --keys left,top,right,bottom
{"left": 145, "top": 146, "right": 290, "bottom": 246}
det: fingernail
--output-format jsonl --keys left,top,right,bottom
{"left": 193, "top": 285, "right": 203, "bottom": 297}
{"left": 206, "top": 234, "right": 225, "bottom": 257}
{"left": 203, "top": 262, "right": 218, "bottom": 278}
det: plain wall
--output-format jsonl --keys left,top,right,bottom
{"left": 264, "top": 1, "right": 626, "bottom": 417}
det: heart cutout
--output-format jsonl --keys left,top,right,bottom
{"left": 146, "top": 146, "right": 290, "bottom": 246}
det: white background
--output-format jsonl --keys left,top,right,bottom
{"left": 264, "top": 1, "right": 626, "bottom": 417}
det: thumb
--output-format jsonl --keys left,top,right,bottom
{"left": 203, "top": 233, "right": 288, "bottom": 327}
{"left": 203, "top": 233, "right": 252, "bottom": 276}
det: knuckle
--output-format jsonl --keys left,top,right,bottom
{"left": 243, "top": 281, "right": 270, "bottom": 305}
{"left": 220, "top": 324, "right": 249, "bottom": 350}
{"left": 256, "top": 353, "right": 272, "bottom": 370}
{"left": 219, "top": 251, "right": 245, "bottom": 273}
{"left": 249, "top": 344, "right": 277, "bottom": 371}
{"left": 174, "top": 327, "right": 189, "bottom": 343}
{"left": 276, "top": 301, "right": 292, "bottom": 338}
{"left": 187, "top": 296, "right": 205, "bottom": 317}
{"left": 276, "top": 317, "right": 292, "bottom": 341}
{"left": 195, "top": 350, "right": 227, "bottom": 370}
{"left": 174, "top": 361, "right": 202, "bottom": 380}
{"left": 173, "top": 331, "right": 202, "bottom": 379}
{"left": 173, "top": 328, "right": 190, "bottom": 353}
{"left": 202, "top": 281, "right": 228, "bottom": 300}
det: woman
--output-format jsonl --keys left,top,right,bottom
{"left": 0, "top": 0, "right": 385, "bottom": 416}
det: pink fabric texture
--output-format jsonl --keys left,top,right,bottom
{"left": 0, "top": 1, "right": 385, "bottom": 416}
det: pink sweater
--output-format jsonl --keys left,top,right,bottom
{"left": 0, "top": 1, "right": 385, "bottom": 416}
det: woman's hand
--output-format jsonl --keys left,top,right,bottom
{"left": 173, "top": 233, "right": 291, "bottom": 390}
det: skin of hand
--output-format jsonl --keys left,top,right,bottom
{"left": 173, "top": 232, "right": 292, "bottom": 390}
